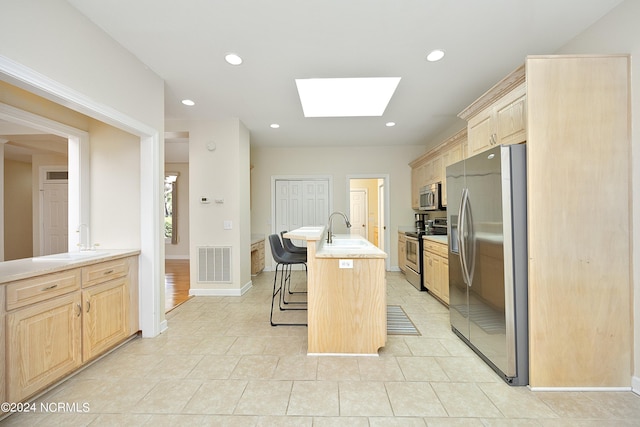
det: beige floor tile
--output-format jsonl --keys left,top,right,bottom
{"left": 317, "top": 357, "right": 360, "bottom": 381}
{"left": 272, "top": 355, "right": 318, "bottom": 380}
{"left": 257, "top": 415, "right": 313, "bottom": 426}
{"left": 187, "top": 354, "right": 241, "bottom": 379}
{"left": 534, "top": 392, "right": 619, "bottom": 419}
{"left": 233, "top": 380, "right": 292, "bottom": 415}
{"left": 287, "top": 380, "right": 339, "bottom": 416}
{"left": 230, "top": 355, "right": 279, "bottom": 379}
{"left": 423, "top": 418, "right": 486, "bottom": 426}
{"left": 182, "top": 380, "right": 248, "bottom": 414}
{"left": 5, "top": 271, "right": 639, "bottom": 426}
{"left": 478, "top": 382, "right": 558, "bottom": 419}
{"left": 134, "top": 379, "right": 203, "bottom": 414}
{"left": 338, "top": 381, "right": 393, "bottom": 416}
{"left": 434, "top": 356, "right": 502, "bottom": 383}
{"left": 357, "top": 356, "right": 405, "bottom": 381}
{"left": 430, "top": 382, "right": 503, "bottom": 418}
{"left": 369, "top": 417, "right": 428, "bottom": 426}
{"left": 404, "top": 337, "right": 451, "bottom": 356}
{"left": 385, "top": 381, "right": 447, "bottom": 417}
{"left": 396, "top": 356, "right": 450, "bottom": 381}
{"left": 190, "top": 336, "right": 238, "bottom": 355}
{"left": 312, "top": 416, "right": 370, "bottom": 426}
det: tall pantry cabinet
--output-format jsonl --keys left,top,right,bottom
{"left": 526, "top": 55, "right": 631, "bottom": 388}
{"left": 459, "top": 55, "right": 631, "bottom": 388}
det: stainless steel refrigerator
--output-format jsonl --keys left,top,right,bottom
{"left": 446, "top": 144, "right": 528, "bottom": 386}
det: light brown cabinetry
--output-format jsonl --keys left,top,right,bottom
{"left": 460, "top": 67, "right": 526, "bottom": 156}
{"left": 398, "top": 232, "right": 406, "bottom": 273}
{"left": 525, "top": 55, "right": 631, "bottom": 388}
{"left": 6, "top": 291, "right": 82, "bottom": 402}
{"left": 422, "top": 239, "right": 448, "bottom": 306}
{"left": 251, "top": 238, "right": 265, "bottom": 275}
{"left": 410, "top": 128, "right": 467, "bottom": 208}
{"left": 81, "top": 259, "right": 130, "bottom": 361}
{"left": 3, "top": 255, "right": 138, "bottom": 403}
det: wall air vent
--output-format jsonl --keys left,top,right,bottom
{"left": 197, "top": 246, "right": 232, "bottom": 283}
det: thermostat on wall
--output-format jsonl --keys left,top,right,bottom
{"left": 200, "top": 197, "right": 210, "bottom": 204}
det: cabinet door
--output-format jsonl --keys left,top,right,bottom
{"left": 398, "top": 234, "right": 406, "bottom": 273}
{"left": 496, "top": 93, "right": 526, "bottom": 145}
{"left": 82, "top": 277, "right": 129, "bottom": 361}
{"left": 440, "top": 255, "right": 449, "bottom": 305}
{"left": 468, "top": 110, "right": 493, "bottom": 156}
{"left": 423, "top": 250, "right": 435, "bottom": 295}
{"left": 410, "top": 167, "right": 420, "bottom": 210}
{"left": 6, "top": 293, "right": 82, "bottom": 402}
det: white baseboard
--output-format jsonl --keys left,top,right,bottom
{"left": 632, "top": 376, "right": 640, "bottom": 395}
{"left": 189, "top": 280, "right": 253, "bottom": 296}
{"left": 165, "top": 255, "right": 189, "bottom": 260}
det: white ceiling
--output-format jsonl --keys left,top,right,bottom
{"left": 5, "top": 1, "right": 625, "bottom": 161}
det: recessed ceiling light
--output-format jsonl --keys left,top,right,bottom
{"left": 225, "top": 53, "right": 243, "bottom": 65}
{"left": 295, "top": 77, "right": 401, "bottom": 117}
{"left": 181, "top": 99, "right": 195, "bottom": 106}
{"left": 426, "top": 49, "right": 445, "bottom": 62}
{"left": 386, "top": 122, "right": 396, "bottom": 127}
{"left": 270, "top": 123, "right": 280, "bottom": 129}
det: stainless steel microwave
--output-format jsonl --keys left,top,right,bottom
{"left": 419, "top": 182, "right": 442, "bottom": 211}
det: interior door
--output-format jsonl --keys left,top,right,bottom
{"left": 349, "top": 189, "right": 367, "bottom": 239}
{"left": 275, "top": 178, "right": 330, "bottom": 253}
{"left": 42, "top": 182, "right": 68, "bottom": 255}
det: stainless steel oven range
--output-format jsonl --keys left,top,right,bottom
{"left": 404, "top": 231, "right": 424, "bottom": 291}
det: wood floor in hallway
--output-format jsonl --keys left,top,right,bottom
{"left": 165, "top": 259, "right": 190, "bottom": 312}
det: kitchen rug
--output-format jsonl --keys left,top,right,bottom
{"left": 387, "top": 305, "right": 421, "bottom": 336}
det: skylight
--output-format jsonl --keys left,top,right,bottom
{"left": 295, "top": 77, "right": 401, "bottom": 117}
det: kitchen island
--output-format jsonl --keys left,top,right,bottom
{"left": 284, "top": 227, "right": 387, "bottom": 355}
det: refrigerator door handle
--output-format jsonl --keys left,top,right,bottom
{"left": 464, "top": 189, "right": 476, "bottom": 286}
{"left": 458, "top": 188, "right": 471, "bottom": 286}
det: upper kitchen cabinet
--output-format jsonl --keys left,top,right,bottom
{"left": 410, "top": 128, "right": 467, "bottom": 209}
{"left": 459, "top": 65, "right": 526, "bottom": 156}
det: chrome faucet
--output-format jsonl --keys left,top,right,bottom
{"left": 327, "top": 211, "right": 352, "bottom": 244}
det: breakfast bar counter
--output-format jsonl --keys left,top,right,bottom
{"left": 284, "top": 227, "right": 387, "bottom": 355}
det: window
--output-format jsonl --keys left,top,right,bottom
{"left": 164, "top": 173, "right": 179, "bottom": 244}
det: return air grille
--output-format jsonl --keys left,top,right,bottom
{"left": 197, "top": 246, "right": 232, "bottom": 283}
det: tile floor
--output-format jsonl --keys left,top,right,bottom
{"left": 3, "top": 271, "right": 640, "bottom": 426}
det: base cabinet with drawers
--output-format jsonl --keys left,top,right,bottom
{"left": 2, "top": 254, "right": 138, "bottom": 404}
{"left": 422, "top": 239, "right": 449, "bottom": 306}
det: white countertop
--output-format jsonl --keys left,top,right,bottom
{"left": 316, "top": 234, "right": 387, "bottom": 259}
{"left": 283, "top": 226, "right": 325, "bottom": 241}
{"left": 0, "top": 249, "right": 140, "bottom": 284}
{"left": 251, "top": 234, "right": 265, "bottom": 244}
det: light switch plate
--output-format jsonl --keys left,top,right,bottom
{"left": 223, "top": 220, "right": 232, "bottom": 230}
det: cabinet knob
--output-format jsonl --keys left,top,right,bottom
{"left": 76, "top": 303, "right": 82, "bottom": 317}
{"left": 86, "top": 300, "right": 91, "bottom": 313}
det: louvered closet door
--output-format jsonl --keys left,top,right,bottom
{"left": 274, "top": 178, "right": 330, "bottom": 246}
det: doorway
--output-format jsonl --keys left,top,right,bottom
{"left": 347, "top": 175, "right": 390, "bottom": 271}
{"left": 41, "top": 167, "right": 69, "bottom": 255}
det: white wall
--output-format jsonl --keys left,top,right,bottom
{"left": 168, "top": 119, "right": 252, "bottom": 294}
{"left": 164, "top": 162, "right": 190, "bottom": 259}
{"left": 555, "top": 0, "right": 639, "bottom": 392}
{"left": 250, "top": 144, "right": 425, "bottom": 269}
{"left": 0, "top": 0, "right": 166, "bottom": 336}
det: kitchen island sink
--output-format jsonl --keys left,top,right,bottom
{"left": 284, "top": 227, "right": 387, "bottom": 355}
